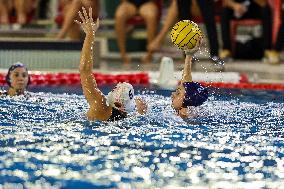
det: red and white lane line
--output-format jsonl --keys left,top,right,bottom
{"left": 0, "top": 71, "right": 284, "bottom": 91}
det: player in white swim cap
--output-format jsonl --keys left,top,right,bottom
{"left": 107, "top": 82, "right": 136, "bottom": 113}
{"left": 76, "top": 7, "right": 147, "bottom": 121}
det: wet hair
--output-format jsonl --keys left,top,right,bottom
{"left": 182, "top": 82, "right": 208, "bottom": 107}
{"left": 5, "top": 63, "right": 30, "bottom": 87}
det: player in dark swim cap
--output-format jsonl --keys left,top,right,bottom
{"left": 171, "top": 40, "right": 209, "bottom": 118}
{"left": 1, "top": 62, "right": 30, "bottom": 96}
{"left": 75, "top": 7, "right": 147, "bottom": 121}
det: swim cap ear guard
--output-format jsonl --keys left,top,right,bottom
{"left": 182, "top": 82, "right": 208, "bottom": 107}
{"left": 5, "top": 63, "right": 31, "bottom": 87}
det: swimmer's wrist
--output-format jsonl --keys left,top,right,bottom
{"left": 184, "top": 50, "right": 196, "bottom": 56}
{"left": 184, "top": 51, "right": 192, "bottom": 56}
{"left": 86, "top": 33, "right": 95, "bottom": 40}
{"left": 184, "top": 55, "right": 192, "bottom": 64}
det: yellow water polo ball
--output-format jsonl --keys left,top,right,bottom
{"left": 170, "top": 20, "right": 203, "bottom": 50}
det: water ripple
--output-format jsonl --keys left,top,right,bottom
{"left": 0, "top": 90, "right": 284, "bottom": 188}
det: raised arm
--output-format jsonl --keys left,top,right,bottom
{"left": 181, "top": 54, "right": 193, "bottom": 83}
{"left": 181, "top": 37, "right": 202, "bottom": 83}
{"left": 76, "top": 7, "right": 112, "bottom": 121}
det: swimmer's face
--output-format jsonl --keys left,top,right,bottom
{"left": 9, "top": 67, "right": 29, "bottom": 90}
{"left": 171, "top": 84, "right": 186, "bottom": 110}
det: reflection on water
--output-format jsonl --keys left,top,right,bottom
{"left": 0, "top": 90, "right": 284, "bottom": 188}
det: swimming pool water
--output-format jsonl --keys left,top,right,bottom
{"left": 0, "top": 86, "right": 284, "bottom": 188}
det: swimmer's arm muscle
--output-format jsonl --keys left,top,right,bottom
{"left": 181, "top": 55, "right": 193, "bottom": 83}
{"left": 79, "top": 34, "right": 99, "bottom": 105}
{"left": 79, "top": 34, "right": 112, "bottom": 121}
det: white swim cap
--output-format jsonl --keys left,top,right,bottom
{"left": 107, "top": 82, "right": 136, "bottom": 113}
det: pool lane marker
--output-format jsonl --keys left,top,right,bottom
{"left": 0, "top": 72, "right": 284, "bottom": 91}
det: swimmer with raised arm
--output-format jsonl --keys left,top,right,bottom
{"left": 171, "top": 41, "right": 209, "bottom": 119}
{"left": 0, "top": 63, "right": 30, "bottom": 96}
{"left": 76, "top": 7, "right": 147, "bottom": 121}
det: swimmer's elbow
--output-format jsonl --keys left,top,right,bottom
{"left": 86, "top": 111, "right": 96, "bottom": 121}
{"left": 86, "top": 108, "right": 112, "bottom": 121}
{"left": 87, "top": 116, "right": 96, "bottom": 121}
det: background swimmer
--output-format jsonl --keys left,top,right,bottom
{"left": 76, "top": 7, "right": 147, "bottom": 121}
{"left": 1, "top": 62, "right": 30, "bottom": 96}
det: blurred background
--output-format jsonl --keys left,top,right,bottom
{"left": 0, "top": 0, "right": 283, "bottom": 84}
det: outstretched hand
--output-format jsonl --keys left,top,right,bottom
{"left": 75, "top": 7, "right": 99, "bottom": 37}
{"left": 184, "top": 36, "right": 204, "bottom": 56}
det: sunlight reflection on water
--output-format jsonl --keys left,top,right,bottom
{"left": 0, "top": 90, "right": 284, "bottom": 188}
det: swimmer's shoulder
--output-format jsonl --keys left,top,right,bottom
{"left": 87, "top": 103, "right": 128, "bottom": 122}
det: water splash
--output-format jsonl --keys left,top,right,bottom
{"left": 0, "top": 90, "right": 283, "bottom": 188}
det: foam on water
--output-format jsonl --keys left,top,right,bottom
{"left": 0, "top": 90, "right": 284, "bottom": 188}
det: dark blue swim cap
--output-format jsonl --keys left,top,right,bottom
{"left": 6, "top": 63, "right": 30, "bottom": 87}
{"left": 182, "top": 82, "right": 208, "bottom": 107}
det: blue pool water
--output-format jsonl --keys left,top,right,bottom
{"left": 0, "top": 85, "right": 284, "bottom": 189}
